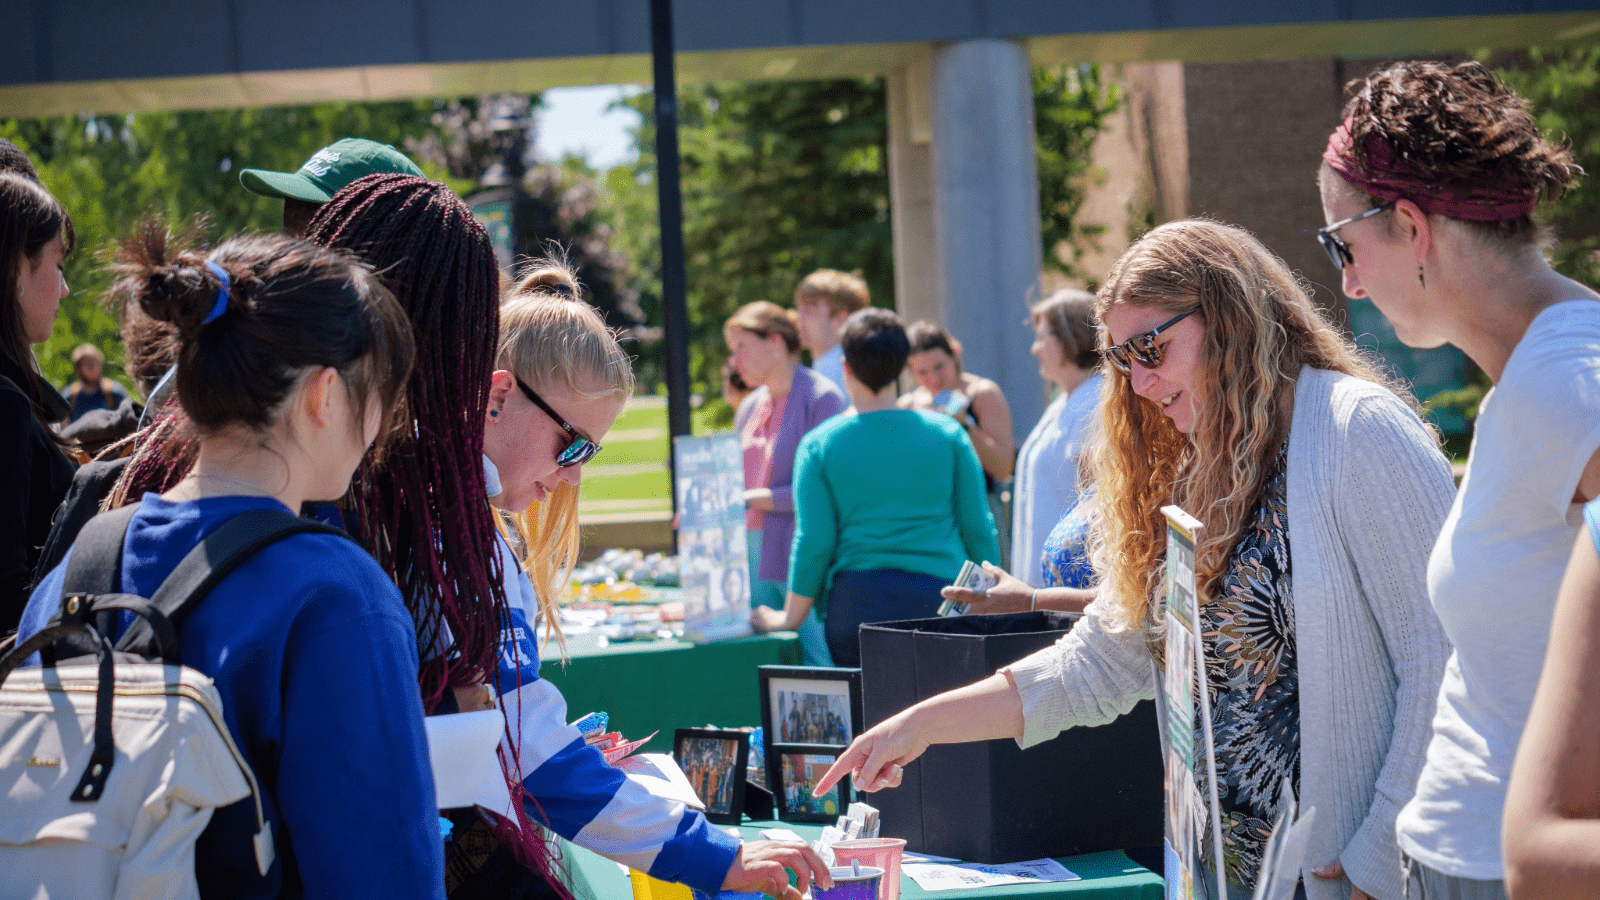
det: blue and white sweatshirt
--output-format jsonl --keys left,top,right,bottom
{"left": 492, "top": 536, "right": 739, "bottom": 893}
{"left": 19, "top": 494, "right": 444, "bottom": 900}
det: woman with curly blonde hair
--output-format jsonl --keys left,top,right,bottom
{"left": 816, "top": 220, "right": 1455, "bottom": 900}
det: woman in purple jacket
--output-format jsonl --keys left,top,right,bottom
{"left": 725, "top": 301, "right": 848, "bottom": 665}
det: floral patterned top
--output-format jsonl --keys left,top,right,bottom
{"left": 1197, "top": 439, "right": 1298, "bottom": 890}
{"left": 1041, "top": 490, "right": 1096, "bottom": 590}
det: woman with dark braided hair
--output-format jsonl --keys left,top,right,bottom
{"left": 1317, "top": 61, "right": 1596, "bottom": 900}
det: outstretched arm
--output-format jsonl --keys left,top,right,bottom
{"left": 814, "top": 671, "right": 1023, "bottom": 796}
{"left": 1504, "top": 527, "right": 1600, "bottom": 900}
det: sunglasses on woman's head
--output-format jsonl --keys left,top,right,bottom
{"left": 1101, "top": 308, "right": 1198, "bottom": 374}
{"left": 515, "top": 376, "right": 602, "bottom": 467}
{"left": 1316, "top": 201, "right": 1395, "bottom": 270}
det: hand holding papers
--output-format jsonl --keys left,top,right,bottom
{"left": 425, "top": 710, "right": 513, "bottom": 814}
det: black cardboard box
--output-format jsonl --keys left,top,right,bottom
{"left": 859, "top": 611, "right": 1162, "bottom": 863}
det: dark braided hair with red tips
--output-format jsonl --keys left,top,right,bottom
{"left": 307, "top": 175, "right": 572, "bottom": 896}
{"left": 305, "top": 174, "right": 506, "bottom": 707}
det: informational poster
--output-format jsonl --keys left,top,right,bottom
{"left": 1160, "top": 506, "right": 1226, "bottom": 900}
{"left": 673, "top": 433, "right": 753, "bottom": 643}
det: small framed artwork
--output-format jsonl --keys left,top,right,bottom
{"left": 758, "top": 666, "right": 864, "bottom": 749}
{"left": 758, "top": 666, "right": 862, "bottom": 822}
{"left": 776, "top": 749, "right": 850, "bottom": 822}
{"left": 673, "top": 728, "right": 750, "bottom": 826}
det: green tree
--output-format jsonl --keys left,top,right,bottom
{"left": 1035, "top": 65, "right": 1121, "bottom": 282}
{"left": 1496, "top": 46, "right": 1600, "bottom": 285}
{"left": 602, "top": 69, "right": 1118, "bottom": 401}
{"left": 1, "top": 100, "right": 451, "bottom": 389}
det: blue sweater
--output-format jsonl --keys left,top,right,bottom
{"left": 492, "top": 535, "right": 739, "bottom": 893}
{"left": 19, "top": 495, "right": 443, "bottom": 900}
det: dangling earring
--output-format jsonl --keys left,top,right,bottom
{"left": 1418, "top": 265, "right": 1426, "bottom": 289}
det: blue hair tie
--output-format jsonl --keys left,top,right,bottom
{"left": 201, "top": 261, "right": 231, "bottom": 325}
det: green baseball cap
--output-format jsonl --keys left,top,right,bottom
{"left": 239, "top": 138, "right": 424, "bottom": 203}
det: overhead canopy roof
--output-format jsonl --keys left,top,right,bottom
{"left": 3, "top": 1, "right": 1599, "bottom": 116}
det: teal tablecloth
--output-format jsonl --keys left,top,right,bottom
{"left": 541, "top": 631, "right": 801, "bottom": 754}
{"left": 563, "top": 820, "right": 1162, "bottom": 900}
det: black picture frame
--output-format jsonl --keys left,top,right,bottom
{"left": 673, "top": 728, "right": 750, "bottom": 826}
{"left": 772, "top": 747, "right": 850, "bottom": 822}
{"left": 758, "top": 666, "right": 864, "bottom": 750}
{"left": 758, "top": 666, "right": 863, "bottom": 822}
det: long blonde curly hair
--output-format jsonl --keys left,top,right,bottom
{"left": 1088, "top": 219, "right": 1430, "bottom": 632}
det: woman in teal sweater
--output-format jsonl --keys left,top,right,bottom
{"left": 752, "top": 308, "right": 998, "bottom": 665}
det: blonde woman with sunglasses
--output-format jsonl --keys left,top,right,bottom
{"left": 473, "top": 264, "right": 830, "bottom": 900}
{"left": 816, "top": 220, "right": 1454, "bottom": 900}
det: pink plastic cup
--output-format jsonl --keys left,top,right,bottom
{"left": 831, "top": 839, "right": 907, "bottom": 900}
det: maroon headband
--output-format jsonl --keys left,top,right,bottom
{"left": 1323, "top": 119, "right": 1537, "bottom": 222}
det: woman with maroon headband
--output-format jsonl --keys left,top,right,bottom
{"left": 1317, "top": 61, "right": 1594, "bottom": 900}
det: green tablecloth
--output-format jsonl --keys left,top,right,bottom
{"left": 542, "top": 631, "right": 801, "bottom": 754}
{"left": 563, "top": 820, "right": 1162, "bottom": 900}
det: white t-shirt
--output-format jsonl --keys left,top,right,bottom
{"left": 1396, "top": 300, "right": 1600, "bottom": 879}
{"left": 1010, "top": 374, "right": 1102, "bottom": 586}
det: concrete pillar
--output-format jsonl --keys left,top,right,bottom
{"left": 928, "top": 39, "right": 1046, "bottom": 441}
{"left": 886, "top": 52, "right": 940, "bottom": 327}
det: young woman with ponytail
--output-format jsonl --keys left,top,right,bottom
{"left": 16, "top": 223, "right": 434, "bottom": 898}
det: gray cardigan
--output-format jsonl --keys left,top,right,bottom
{"left": 1004, "top": 367, "right": 1454, "bottom": 900}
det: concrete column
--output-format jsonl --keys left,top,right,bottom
{"left": 928, "top": 39, "right": 1045, "bottom": 441}
{"left": 886, "top": 51, "right": 941, "bottom": 328}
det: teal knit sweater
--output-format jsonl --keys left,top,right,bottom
{"left": 787, "top": 408, "right": 999, "bottom": 614}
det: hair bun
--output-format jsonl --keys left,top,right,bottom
{"left": 121, "top": 218, "right": 227, "bottom": 334}
{"left": 513, "top": 262, "right": 581, "bottom": 300}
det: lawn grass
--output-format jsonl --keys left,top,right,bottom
{"left": 579, "top": 395, "right": 742, "bottom": 517}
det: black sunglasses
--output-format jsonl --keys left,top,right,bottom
{"left": 1316, "top": 201, "right": 1395, "bottom": 270}
{"left": 515, "top": 376, "right": 602, "bottom": 467}
{"left": 1101, "top": 308, "right": 1198, "bottom": 374}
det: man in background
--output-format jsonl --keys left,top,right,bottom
{"left": 60, "top": 343, "right": 127, "bottom": 423}
{"left": 239, "top": 137, "right": 423, "bottom": 236}
{"left": 792, "top": 269, "right": 869, "bottom": 393}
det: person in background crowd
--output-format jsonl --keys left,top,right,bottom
{"left": 726, "top": 300, "right": 848, "bottom": 666}
{"left": 793, "top": 268, "right": 870, "bottom": 394}
{"left": 722, "top": 359, "right": 752, "bottom": 412}
{"left": 17, "top": 224, "right": 436, "bottom": 899}
{"left": 0, "top": 137, "right": 40, "bottom": 181}
{"left": 1010, "top": 288, "right": 1103, "bottom": 588}
{"left": 1502, "top": 500, "right": 1600, "bottom": 899}
{"left": 941, "top": 289, "right": 1106, "bottom": 616}
{"left": 239, "top": 137, "right": 424, "bottom": 237}
{"left": 483, "top": 269, "right": 829, "bottom": 900}
{"left": 818, "top": 221, "right": 1455, "bottom": 900}
{"left": 60, "top": 342, "right": 128, "bottom": 422}
{"left": 898, "top": 321, "right": 1017, "bottom": 561}
{"left": 0, "top": 172, "right": 74, "bottom": 632}
{"left": 1317, "top": 61, "right": 1596, "bottom": 900}
{"left": 751, "top": 308, "right": 998, "bottom": 667}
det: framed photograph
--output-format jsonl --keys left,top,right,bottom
{"left": 775, "top": 749, "right": 850, "bottom": 822}
{"left": 673, "top": 728, "right": 750, "bottom": 826}
{"left": 758, "top": 666, "right": 863, "bottom": 822}
{"left": 758, "top": 666, "right": 863, "bottom": 749}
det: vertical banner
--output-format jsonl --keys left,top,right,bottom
{"left": 673, "top": 433, "right": 754, "bottom": 643}
{"left": 1160, "top": 506, "right": 1226, "bottom": 900}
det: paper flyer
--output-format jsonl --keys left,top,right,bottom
{"left": 901, "top": 858, "right": 1080, "bottom": 892}
{"left": 673, "top": 433, "right": 754, "bottom": 643}
{"left": 424, "top": 710, "right": 514, "bottom": 814}
{"left": 1160, "top": 506, "right": 1226, "bottom": 900}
